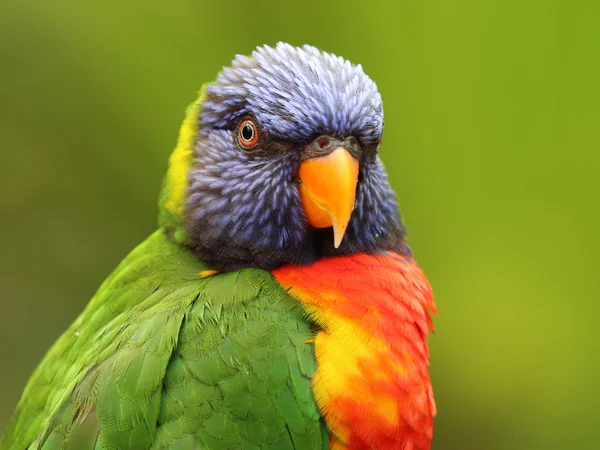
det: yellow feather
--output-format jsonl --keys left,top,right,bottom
{"left": 164, "top": 86, "right": 207, "bottom": 216}
{"left": 302, "top": 300, "right": 402, "bottom": 429}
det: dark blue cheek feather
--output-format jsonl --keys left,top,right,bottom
{"left": 336, "top": 156, "right": 409, "bottom": 257}
{"left": 184, "top": 131, "right": 407, "bottom": 271}
{"left": 185, "top": 130, "right": 317, "bottom": 271}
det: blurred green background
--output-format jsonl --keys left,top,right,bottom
{"left": 1, "top": 1, "right": 598, "bottom": 449}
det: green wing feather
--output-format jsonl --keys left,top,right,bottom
{"left": 0, "top": 230, "right": 327, "bottom": 450}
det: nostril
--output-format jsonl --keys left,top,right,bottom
{"left": 318, "top": 138, "right": 329, "bottom": 149}
{"left": 349, "top": 137, "right": 358, "bottom": 148}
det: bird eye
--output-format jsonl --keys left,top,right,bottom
{"left": 238, "top": 119, "right": 259, "bottom": 148}
{"left": 317, "top": 138, "right": 330, "bottom": 149}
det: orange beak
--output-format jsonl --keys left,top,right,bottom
{"left": 298, "top": 147, "right": 359, "bottom": 248}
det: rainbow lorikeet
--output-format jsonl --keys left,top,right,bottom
{"left": 0, "top": 43, "right": 437, "bottom": 450}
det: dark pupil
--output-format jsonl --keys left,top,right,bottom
{"left": 241, "top": 124, "right": 254, "bottom": 141}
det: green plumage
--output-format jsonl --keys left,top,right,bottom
{"left": 0, "top": 231, "right": 326, "bottom": 449}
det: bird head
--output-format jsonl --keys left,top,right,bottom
{"left": 159, "top": 43, "right": 408, "bottom": 271}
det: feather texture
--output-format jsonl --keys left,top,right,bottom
{"left": 273, "top": 253, "right": 437, "bottom": 450}
{"left": 0, "top": 231, "right": 326, "bottom": 449}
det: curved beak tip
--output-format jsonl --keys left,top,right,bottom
{"left": 332, "top": 222, "right": 347, "bottom": 249}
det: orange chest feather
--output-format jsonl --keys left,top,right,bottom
{"left": 272, "top": 253, "right": 437, "bottom": 450}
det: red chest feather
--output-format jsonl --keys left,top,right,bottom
{"left": 272, "top": 253, "right": 437, "bottom": 450}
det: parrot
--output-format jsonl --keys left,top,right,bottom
{"left": 0, "top": 43, "right": 437, "bottom": 450}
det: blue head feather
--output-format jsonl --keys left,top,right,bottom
{"left": 200, "top": 43, "right": 383, "bottom": 145}
{"left": 184, "top": 43, "right": 408, "bottom": 271}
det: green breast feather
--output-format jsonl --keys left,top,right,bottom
{"left": 1, "top": 231, "right": 326, "bottom": 450}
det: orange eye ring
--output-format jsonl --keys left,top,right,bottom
{"left": 238, "top": 119, "right": 259, "bottom": 148}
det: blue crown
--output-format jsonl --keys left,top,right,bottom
{"left": 200, "top": 43, "right": 384, "bottom": 146}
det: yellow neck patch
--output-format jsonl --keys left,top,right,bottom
{"left": 159, "top": 85, "right": 208, "bottom": 242}
{"left": 164, "top": 86, "right": 207, "bottom": 215}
